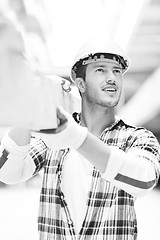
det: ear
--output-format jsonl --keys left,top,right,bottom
{"left": 75, "top": 78, "right": 86, "bottom": 94}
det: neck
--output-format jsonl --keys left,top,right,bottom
{"left": 80, "top": 103, "right": 116, "bottom": 137}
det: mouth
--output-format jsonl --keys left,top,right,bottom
{"left": 102, "top": 85, "right": 118, "bottom": 93}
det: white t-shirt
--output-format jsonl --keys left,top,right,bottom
{"left": 61, "top": 149, "right": 93, "bottom": 234}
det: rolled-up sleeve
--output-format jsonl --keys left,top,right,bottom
{"left": 101, "top": 129, "right": 160, "bottom": 197}
{"left": 0, "top": 133, "right": 47, "bottom": 184}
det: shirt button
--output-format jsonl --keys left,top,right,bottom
{"left": 60, "top": 193, "right": 64, "bottom": 200}
{"left": 68, "top": 220, "right": 72, "bottom": 225}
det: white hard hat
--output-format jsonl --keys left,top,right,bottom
{"left": 70, "top": 38, "right": 130, "bottom": 82}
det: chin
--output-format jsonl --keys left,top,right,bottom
{"left": 105, "top": 100, "right": 119, "bottom": 108}
{"left": 107, "top": 97, "right": 120, "bottom": 107}
{"left": 98, "top": 101, "right": 118, "bottom": 108}
{"left": 108, "top": 103, "right": 118, "bottom": 108}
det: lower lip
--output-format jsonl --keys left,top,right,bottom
{"left": 103, "top": 90, "right": 117, "bottom": 95}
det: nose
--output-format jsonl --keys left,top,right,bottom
{"left": 105, "top": 70, "right": 116, "bottom": 83}
{"left": 105, "top": 77, "right": 116, "bottom": 85}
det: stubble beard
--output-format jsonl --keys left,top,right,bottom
{"left": 85, "top": 93, "right": 119, "bottom": 109}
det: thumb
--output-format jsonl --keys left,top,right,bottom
{"left": 56, "top": 106, "right": 68, "bottom": 129}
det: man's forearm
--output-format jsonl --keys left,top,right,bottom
{"left": 0, "top": 131, "right": 33, "bottom": 184}
{"left": 77, "top": 131, "right": 159, "bottom": 197}
{"left": 77, "top": 132, "right": 111, "bottom": 173}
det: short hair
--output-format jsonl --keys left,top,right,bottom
{"left": 75, "top": 64, "right": 87, "bottom": 81}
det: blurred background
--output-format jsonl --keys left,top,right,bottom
{"left": 0, "top": 0, "right": 160, "bottom": 239}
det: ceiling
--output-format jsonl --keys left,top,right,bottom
{"left": 2, "top": 0, "right": 160, "bottom": 80}
{"left": 126, "top": 0, "right": 160, "bottom": 82}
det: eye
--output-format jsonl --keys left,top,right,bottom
{"left": 96, "top": 68, "right": 104, "bottom": 72}
{"left": 113, "top": 69, "right": 122, "bottom": 75}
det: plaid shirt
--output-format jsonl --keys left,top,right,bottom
{"left": 1, "top": 116, "right": 159, "bottom": 240}
{"left": 26, "top": 116, "right": 160, "bottom": 240}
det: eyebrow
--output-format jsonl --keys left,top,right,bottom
{"left": 92, "top": 64, "right": 123, "bottom": 69}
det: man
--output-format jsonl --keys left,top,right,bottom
{"left": 0, "top": 38, "right": 160, "bottom": 240}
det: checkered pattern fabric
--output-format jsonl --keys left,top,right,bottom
{"left": 27, "top": 117, "right": 160, "bottom": 240}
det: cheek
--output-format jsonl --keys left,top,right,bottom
{"left": 85, "top": 73, "right": 101, "bottom": 88}
{"left": 85, "top": 80, "right": 98, "bottom": 93}
{"left": 84, "top": 84, "right": 100, "bottom": 101}
{"left": 115, "top": 77, "right": 123, "bottom": 91}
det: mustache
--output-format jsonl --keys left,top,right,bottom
{"left": 102, "top": 82, "right": 118, "bottom": 90}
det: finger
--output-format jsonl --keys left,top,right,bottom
{"left": 39, "top": 128, "right": 57, "bottom": 134}
{"left": 56, "top": 107, "right": 68, "bottom": 125}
